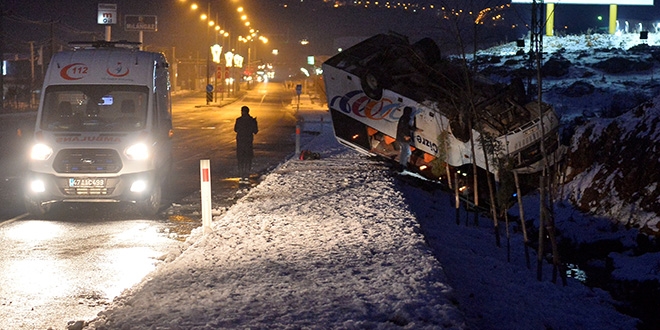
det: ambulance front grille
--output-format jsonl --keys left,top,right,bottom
{"left": 62, "top": 187, "right": 115, "bottom": 195}
{"left": 53, "top": 149, "right": 123, "bottom": 173}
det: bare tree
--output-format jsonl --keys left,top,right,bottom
{"left": 437, "top": 0, "right": 511, "bottom": 234}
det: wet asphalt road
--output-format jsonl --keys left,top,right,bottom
{"left": 0, "top": 82, "right": 300, "bottom": 329}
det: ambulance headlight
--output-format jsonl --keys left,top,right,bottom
{"left": 130, "top": 180, "right": 147, "bottom": 193}
{"left": 30, "top": 143, "right": 53, "bottom": 160}
{"left": 125, "top": 143, "right": 149, "bottom": 160}
{"left": 30, "top": 179, "right": 46, "bottom": 193}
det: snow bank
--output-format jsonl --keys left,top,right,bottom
{"left": 84, "top": 127, "right": 638, "bottom": 330}
{"left": 85, "top": 130, "right": 466, "bottom": 329}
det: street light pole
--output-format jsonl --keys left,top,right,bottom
{"left": 205, "top": 0, "right": 211, "bottom": 105}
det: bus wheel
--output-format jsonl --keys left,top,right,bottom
{"left": 361, "top": 69, "right": 385, "bottom": 100}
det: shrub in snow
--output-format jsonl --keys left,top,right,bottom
{"left": 562, "top": 81, "right": 595, "bottom": 98}
{"left": 592, "top": 57, "right": 653, "bottom": 74}
{"left": 605, "top": 91, "right": 650, "bottom": 118}
{"left": 541, "top": 55, "right": 571, "bottom": 77}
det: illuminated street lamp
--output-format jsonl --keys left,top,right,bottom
{"left": 211, "top": 45, "right": 222, "bottom": 64}
{"left": 225, "top": 51, "right": 234, "bottom": 96}
{"left": 225, "top": 51, "right": 234, "bottom": 67}
{"left": 233, "top": 54, "right": 244, "bottom": 68}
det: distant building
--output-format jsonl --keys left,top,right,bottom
{"left": 2, "top": 53, "right": 42, "bottom": 110}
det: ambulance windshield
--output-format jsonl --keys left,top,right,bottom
{"left": 40, "top": 85, "right": 149, "bottom": 132}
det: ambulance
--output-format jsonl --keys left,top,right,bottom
{"left": 24, "top": 41, "right": 173, "bottom": 216}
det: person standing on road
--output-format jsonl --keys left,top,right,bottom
{"left": 234, "top": 105, "right": 258, "bottom": 182}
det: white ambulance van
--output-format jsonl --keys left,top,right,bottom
{"left": 24, "top": 41, "right": 173, "bottom": 216}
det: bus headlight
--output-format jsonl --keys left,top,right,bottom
{"left": 30, "top": 143, "right": 53, "bottom": 160}
{"left": 125, "top": 143, "right": 149, "bottom": 160}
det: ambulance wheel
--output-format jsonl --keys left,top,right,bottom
{"left": 24, "top": 197, "right": 51, "bottom": 217}
{"left": 138, "top": 182, "right": 162, "bottom": 216}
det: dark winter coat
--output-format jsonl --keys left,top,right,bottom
{"left": 234, "top": 114, "right": 258, "bottom": 159}
{"left": 396, "top": 108, "right": 415, "bottom": 143}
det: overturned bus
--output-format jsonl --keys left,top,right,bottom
{"left": 322, "top": 33, "right": 563, "bottom": 188}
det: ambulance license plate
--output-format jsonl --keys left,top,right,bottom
{"left": 69, "top": 178, "right": 106, "bottom": 187}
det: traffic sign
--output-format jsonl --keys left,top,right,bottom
{"left": 295, "top": 84, "right": 302, "bottom": 95}
{"left": 125, "top": 15, "right": 157, "bottom": 31}
{"left": 206, "top": 84, "right": 214, "bottom": 93}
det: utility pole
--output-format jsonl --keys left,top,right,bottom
{"left": 50, "top": 21, "right": 55, "bottom": 62}
{"left": 531, "top": 0, "right": 565, "bottom": 285}
{"left": 0, "top": 5, "right": 5, "bottom": 113}
{"left": 29, "top": 41, "right": 35, "bottom": 107}
{"left": 205, "top": 0, "right": 211, "bottom": 105}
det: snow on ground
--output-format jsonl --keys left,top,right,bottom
{"left": 82, "top": 99, "right": 639, "bottom": 329}
{"left": 479, "top": 32, "right": 660, "bottom": 122}
{"left": 483, "top": 31, "right": 660, "bottom": 57}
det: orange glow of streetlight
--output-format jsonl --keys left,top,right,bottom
{"left": 200, "top": 13, "right": 207, "bottom": 20}
{"left": 245, "top": 21, "right": 250, "bottom": 27}
{"left": 191, "top": 3, "right": 198, "bottom": 10}
{"left": 241, "top": 15, "right": 247, "bottom": 21}
{"left": 237, "top": 7, "right": 244, "bottom": 13}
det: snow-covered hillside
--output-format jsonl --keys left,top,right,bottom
{"left": 478, "top": 32, "right": 660, "bottom": 234}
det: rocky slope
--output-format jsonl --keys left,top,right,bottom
{"left": 564, "top": 98, "right": 660, "bottom": 234}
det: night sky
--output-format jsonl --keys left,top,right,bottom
{"left": 3, "top": 0, "right": 660, "bottom": 67}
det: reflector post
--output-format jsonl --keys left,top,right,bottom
{"left": 200, "top": 159, "right": 212, "bottom": 232}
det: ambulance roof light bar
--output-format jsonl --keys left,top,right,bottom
{"left": 68, "top": 40, "right": 142, "bottom": 50}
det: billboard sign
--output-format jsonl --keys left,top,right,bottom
{"left": 97, "top": 3, "right": 117, "bottom": 25}
{"left": 511, "top": 0, "right": 652, "bottom": 4}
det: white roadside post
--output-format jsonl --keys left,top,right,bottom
{"left": 200, "top": 159, "right": 212, "bottom": 233}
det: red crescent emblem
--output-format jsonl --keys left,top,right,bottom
{"left": 106, "top": 62, "right": 130, "bottom": 77}
{"left": 60, "top": 63, "right": 88, "bottom": 80}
